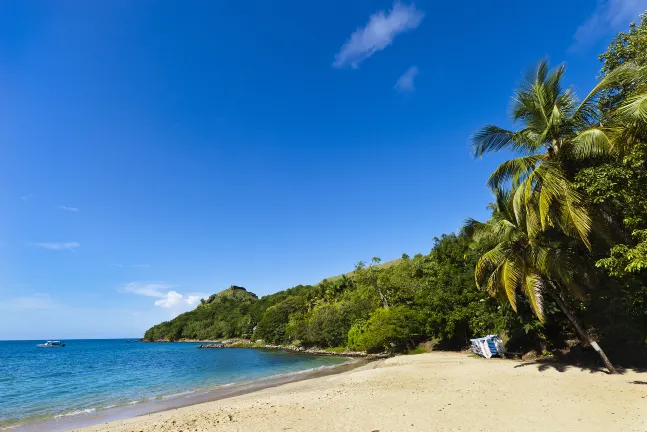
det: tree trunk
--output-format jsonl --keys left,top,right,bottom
{"left": 550, "top": 292, "right": 618, "bottom": 374}
{"left": 376, "top": 288, "right": 390, "bottom": 309}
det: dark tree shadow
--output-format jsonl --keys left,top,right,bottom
{"left": 512, "top": 347, "right": 647, "bottom": 375}
{"left": 630, "top": 380, "right": 647, "bottom": 385}
{"left": 513, "top": 360, "right": 613, "bottom": 374}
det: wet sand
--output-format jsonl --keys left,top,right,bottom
{"left": 73, "top": 352, "right": 647, "bottom": 432}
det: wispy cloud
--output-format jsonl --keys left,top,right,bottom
{"left": 120, "top": 282, "right": 172, "bottom": 297}
{"left": 34, "top": 242, "right": 80, "bottom": 251}
{"left": 59, "top": 205, "right": 79, "bottom": 212}
{"left": 333, "top": 2, "right": 424, "bottom": 69}
{"left": 132, "top": 264, "right": 151, "bottom": 268}
{"left": 0, "top": 294, "right": 58, "bottom": 312}
{"left": 394, "top": 66, "right": 419, "bottom": 92}
{"left": 111, "top": 263, "right": 124, "bottom": 268}
{"left": 120, "top": 282, "right": 204, "bottom": 312}
{"left": 20, "top": 194, "right": 33, "bottom": 202}
{"left": 571, "top": 0, "right": 646, "bottom": 50}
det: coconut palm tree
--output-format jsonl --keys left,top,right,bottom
{"left": 463, "top": 189, "right": 618, "bottom": 374}
{"left": 472, "top": 60, "right": 646, "bottom": 248}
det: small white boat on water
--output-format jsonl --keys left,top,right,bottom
{"left": 37, "top": 341, "right": 66, "bottom": 348}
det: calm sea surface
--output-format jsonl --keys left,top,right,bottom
{"left": 0, "top": 339, "right": 348, "bottom": 429}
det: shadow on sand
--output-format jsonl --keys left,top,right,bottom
{"left": 514, "top": 360, "right": 613, "bottom": 374}
{"left": 513, "top": 351, "right": 647, "bottom": 375}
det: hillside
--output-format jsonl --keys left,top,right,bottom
{"left": 204, "top": 285, "right": 258, "bottom": 303}
{"left": 144, "top": 285, "right": 259, "bottom": 341}
{"left": 143, "top": 237, "right": 520, "bottom": 354}
{"left": 319, "top": 259, "right": 402, "bottom": 283}
{"left": 144, "top": 260, "right": 402, "bottom": 342}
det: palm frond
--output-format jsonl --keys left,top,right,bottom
{"left": 501, "top": 258, "right": 521, "bottom": 311}
{"left": 475, "top": 244, "right": 510, "bottom": 287}
{"left": 487, "top": 155, "right": 545, "bottom": 190}
{"left": 618, "top": 92, "right": 647, "bottom": 123}
{"left": 472, "top": 126, "right": 541, "bottom": 157}
{"left": 522, "top": 271, "right": 545, "bottom": 322}
{"left": 575, "top": 62, "right": 647, "bottom": 121}
{"left": 568, "top": 128, "right": 611, "bottom": 159}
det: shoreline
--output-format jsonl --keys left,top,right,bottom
{"left": 145, "top": 339, "right": 392, "bottom": 359}
{"left": 75, "top": 352, "right": 647, "bottom": 432}
{"left": 8, "top": 355, "right": 366, "bottom": 432}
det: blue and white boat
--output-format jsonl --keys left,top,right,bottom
{"left": 37, "top": 341, "right": 66, "bottom": 348}
{"left": 470, "top": 335, "right": 504, "bottom": 359}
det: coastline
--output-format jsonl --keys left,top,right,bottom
{"left": 7, "top": 355, "right": 363, "bottom": 432}
{"left": 145, "top": 338, "right": 392, "bottom": 359}
{"left": 75, "top": 352, "right": 647, "bottom": 432}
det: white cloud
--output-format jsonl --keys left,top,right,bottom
{"left": 571, "top": 0, "right": 646, "bottom": 50}
{"left": 20, "top": 194, "right": 32, "bottom": 202}
{"left": 120, "top": 282, "right": 205, "bottom": 313}
{"left": 34, "top": 242, "right": 80, "bottom": 251}
{"left": 154, "top": 291, "right": 202, "bottom": 309}
{"left": 333, "top": 2, "right": 424, "bottom": 68}
{"left": 59, "top": 205, "right": 79, "bottom": 212}
{"left": 394, "top": 66, "right": 419, "bottom": 92}
{"left": 154, "top": 290, "right": 184, "bottom": 308}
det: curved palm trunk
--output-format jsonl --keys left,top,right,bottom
{"left": 549, "top": 292, "right": 618, "bottom": 374}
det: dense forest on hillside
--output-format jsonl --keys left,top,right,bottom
{"left": 146, "top": 14, "right": 647, "bottom": 370}
{"left": 145, "top": 234, "right": 526, "bottom": 351}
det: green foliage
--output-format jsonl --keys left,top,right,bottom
{"left": 144, "top": 286, "right": 258, "bottom": 341}
{"left": 599, "top": 12, "right": 647, "bottom": 111}
{"left": 324, "top": 347, "right": 347, "bottom": 353}
{"left": 254, "top": 296, "right": 306, "bottom": 344}
{"left": 405, "top": 347, "right": 428, "bottom": 355}
{"left": 143, "top": 16, "right": 647, "bottom": 367}
{"left": 347, "top": 306, "right": 422, "bottom": 352}
{"left": 577, "top": 143, "right": 647, "bottom": 277}
{"left": 469, "top": 14, "right": 647, "bottom": 368}
{"left": 145, "top": 234, "right": 513, "bottom": 352}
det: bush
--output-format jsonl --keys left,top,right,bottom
{"left": 347, "top": 306, "right": 420, "bottom": 352}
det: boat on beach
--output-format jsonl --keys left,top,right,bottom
{"left": 37, "top": 341, "right": 66, "bottom": 348}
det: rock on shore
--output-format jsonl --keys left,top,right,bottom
{"left": 197, "top": 340, "right": 390, "bottom": 359}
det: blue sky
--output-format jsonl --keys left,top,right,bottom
{"left": 1, "top": 0, "right": 645, "bottom": 339}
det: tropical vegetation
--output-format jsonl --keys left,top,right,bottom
{"left": 146, "top": 13, "right": 647, "bottom": 372}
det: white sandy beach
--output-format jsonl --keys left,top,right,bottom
{"left": 75, "top": 352, "right": 647, "bottom": 432}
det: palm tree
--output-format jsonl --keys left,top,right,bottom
{"left": 463, "top": 189, "right": 618, "bottom": 374}
{"left": 472, "top": 60, "right": 646, "bottom": 248}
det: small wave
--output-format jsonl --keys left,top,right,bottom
{"left": 239, "top": 359, "right": 357, "bottom": 384}
{"left": 161, "top": 390, "right": 195, "bottom": 399}
{"left": 54, "top": 408, "right": 96, "bottom": 419}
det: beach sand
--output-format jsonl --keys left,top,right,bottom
{"left": 75, "top": 352, "right": 647, "bottom": 432}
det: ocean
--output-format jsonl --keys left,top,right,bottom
{"left": 0, "top": 339, "right": 349, "bottom": 430}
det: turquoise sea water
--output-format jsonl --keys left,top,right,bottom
{"left": 0, "top": 339, "right": 348, "bottom": 429}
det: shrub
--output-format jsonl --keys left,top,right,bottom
{"left": 347, "top": 306, "right": 420, "bottom": 352}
